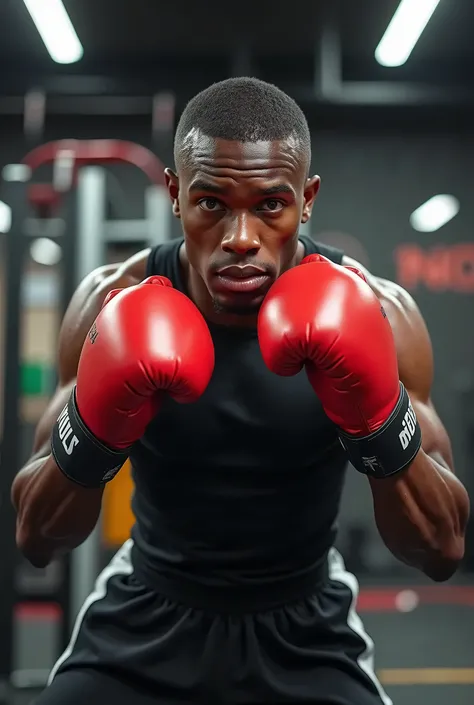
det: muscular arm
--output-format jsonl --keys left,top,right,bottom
{"left": 344, "top": 257, "right": 470, "bottom": 581}
{"left": 11, "top": 250, "right": 149, "bottom": 567}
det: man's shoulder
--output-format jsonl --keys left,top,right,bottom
{"left": 116, "top": 248, "right": 151, "bottom": 284}
{"left": 56, "top": 248, "right": 152, "bottom": 384}
{"left": 79, "top": 248, "right": 151, "bottom": 292}
{"left": 342, "top": 255, "right": 415, "bottom": 313}
{"left": 342, "top": 256, "right": 432, "bottom": 386}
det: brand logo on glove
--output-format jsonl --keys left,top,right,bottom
{"left": 89, "top": 322, "right": 98, "bottom": 344}
{"left": 399, "top": 403, "right": 417, "bottom": 451}
{"left": 57, "top": 405, "right": 79, "bottom": 456}
{"left": 362, "top": 456, "right": 384, "bottom": 474}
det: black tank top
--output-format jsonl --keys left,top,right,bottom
{"left": 129, "top": 236, "right": 347, "bottom": 595}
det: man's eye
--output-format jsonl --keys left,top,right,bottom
{"left": 199, "top": 198, "right": 224, "bottom": 211}
{"left": 260, "top": 199, "right": 285, "bottom": 212}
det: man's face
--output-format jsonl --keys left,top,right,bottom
{"left": 166, "top": 134, "right": 320, "bottom": 315}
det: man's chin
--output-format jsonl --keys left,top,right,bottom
{"left": 207, "top": 275, "right": 274, "bottom": 316}
{"left": 211, "top": 293, "right": 265, "bottom": 316}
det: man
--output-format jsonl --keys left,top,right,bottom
{"left": 12, "top": 78, "right": 469, "bottom": 705}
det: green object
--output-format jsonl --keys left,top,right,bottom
{"left": 21, "top": 362, "right": 54, "bottom": 396}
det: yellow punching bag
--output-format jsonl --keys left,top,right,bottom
{"left": 102, "top": 459, "right": 136, "bottom": 547}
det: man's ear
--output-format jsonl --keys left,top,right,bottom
{"left": 301, "top": 175, "right": 321, "bottom": 223}
{"left": 164, "top": 167, "right": 180, "bottom": 218}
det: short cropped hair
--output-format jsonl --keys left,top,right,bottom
{"left": 174, "top": 77, "right": 311, "bottom": 169}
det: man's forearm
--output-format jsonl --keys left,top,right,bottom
{"left": 369, "top": 450, "right": 470, "bottom": 581}
{"left": 12, "top": 454, "right": 103, "bottom": 568}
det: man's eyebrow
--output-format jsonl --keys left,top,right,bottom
{"left": 188, "top": 180, "right": 227, "bottom": 194}
{"left": 188, "top": 181, "right": 295, "bottom": 196}
{"left": 253, "top": 184, "right": 294, "bottom": 196}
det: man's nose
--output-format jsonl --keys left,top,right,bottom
{"left": 221, "top": 213, "right": 260, "bottom": 256}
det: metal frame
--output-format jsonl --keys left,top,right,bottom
{"left": 22, "top": 193, "right": 172, "bottom": 246}
{"left": 0, "top": 163, "right": 173, "bottom": 689}
{"left": 0, "top": 175, "right": 28, "bottom": 705}
{"left": 1, "top": 11, "right": 473, "bottom": 117}
{"left": 68, "top": 169, "right": 107, "bottom": 623}
{"left": 0, "top": 82, "right": 472, "bottom": 119}
{"left": 0, "top": 170, "right": 76, "bottom": 697}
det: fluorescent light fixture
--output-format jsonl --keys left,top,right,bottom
{"left": 2, "top": 164, "right": 32, "bottom": 182}
{"left": 375, "top": 0, "right": 442, "bottom": 67}
{"left": 410, "top": 194, "right": 460, "bottom": 232}
{"left": 30, "top": 238, "right": 63, "bottom": 266}
{"left": 23, "top": 0, "right": 83, "bottom": 64}
{"left": 0, "top": 200, "right": 12, "bottom": 233}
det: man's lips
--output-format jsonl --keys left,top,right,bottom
{"left": 213, "top": 265, "right": 271, "bottom": 294}
{"left": 215, "top": 265, "right": 267, "bottom": 279}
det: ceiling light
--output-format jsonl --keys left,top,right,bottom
{"left": 410, "top": 195, "right": 460, "bottom": 232}
{"left": 23, "top": 0, "right": 83, "bottom": 64}
{"left": 30, "top": 238, "right": 63, "bottom": 266}
{"left": 0, "top": 201, "right": 12, "bottom": 233}
{"left": 375, "top": 0, "right": 442, "bottom": 67}
{"left": 2, "top": 164, "right": 31, "bottom": 182}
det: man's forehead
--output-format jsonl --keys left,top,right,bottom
{"left": 179, "top": 129, "right": 304, "bottom": 174}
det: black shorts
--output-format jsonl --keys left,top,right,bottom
{"left": 34, "top": 542, "right": 392, "bottom": 705}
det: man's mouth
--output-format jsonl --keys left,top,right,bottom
{"left": 213, "top": 265, "right": 271, "bottom": 294}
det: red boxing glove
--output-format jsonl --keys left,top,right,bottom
{"left": 258, "top": 256, "right": 421, "bottom": 478}
{"left": 52, "top": 276, "right": 215, "bottom": 486}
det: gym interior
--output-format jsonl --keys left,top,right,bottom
{"left": 0, "top": 2, "right": 473, "bottom": 704}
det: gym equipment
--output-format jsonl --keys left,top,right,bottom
{"left": 0, "top": 140, "right": 172, "bottom": 701}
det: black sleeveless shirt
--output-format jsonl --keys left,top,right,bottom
{"left": 129, "top": 236, "right": 348, "bottom": 594}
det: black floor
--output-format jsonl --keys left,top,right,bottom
{"left": 363, "top": 602, "right": 474, "bottom": 705}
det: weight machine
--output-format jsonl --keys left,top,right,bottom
{"left": 0, "top": 140, "right": 172, "bottom": 701}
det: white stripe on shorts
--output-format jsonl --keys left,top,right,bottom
{"left": 328, "top": 547, "right": 393, "bottom": 705}
{"left": 47, "top": 539, "right": 134, "bottom": 685}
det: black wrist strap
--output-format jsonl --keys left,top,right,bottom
{"left": 51, "top": 387, "right": 129, "bottom": 488}
{"left": 338, "top": 382, "right": 422, "bottom": 479}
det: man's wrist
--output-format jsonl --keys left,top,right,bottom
{"left": 50, "top": 387, "right": 129, "bottom": 488}
{"left": 338, "top": 382, "right": 422, "bottom": 479}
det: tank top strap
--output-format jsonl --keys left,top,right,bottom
{"left": 146, "top": 238, "right": 185, "bottom": 291}
{"left": 299, "top": 235, "right": 344, "bottom": 265}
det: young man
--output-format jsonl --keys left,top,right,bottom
{"left": 13, "top": 78, "right": 469, "bottom": 705}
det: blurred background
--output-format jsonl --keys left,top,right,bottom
{"left": 0, "top": 1, "right": 473, "bottom": 704}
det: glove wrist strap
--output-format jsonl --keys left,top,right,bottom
{"left": 338, "top": 382, "right": 422, "bottom": 479}
{"left": 51, "top": 387, "right": 129, "bottom": 488}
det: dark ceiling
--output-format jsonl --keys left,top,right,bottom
{"left": 2, "top": 0, "right": 472, "bottom": 61}
{"left": 0, "top": 0, "right": 472, "bottom": 115}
